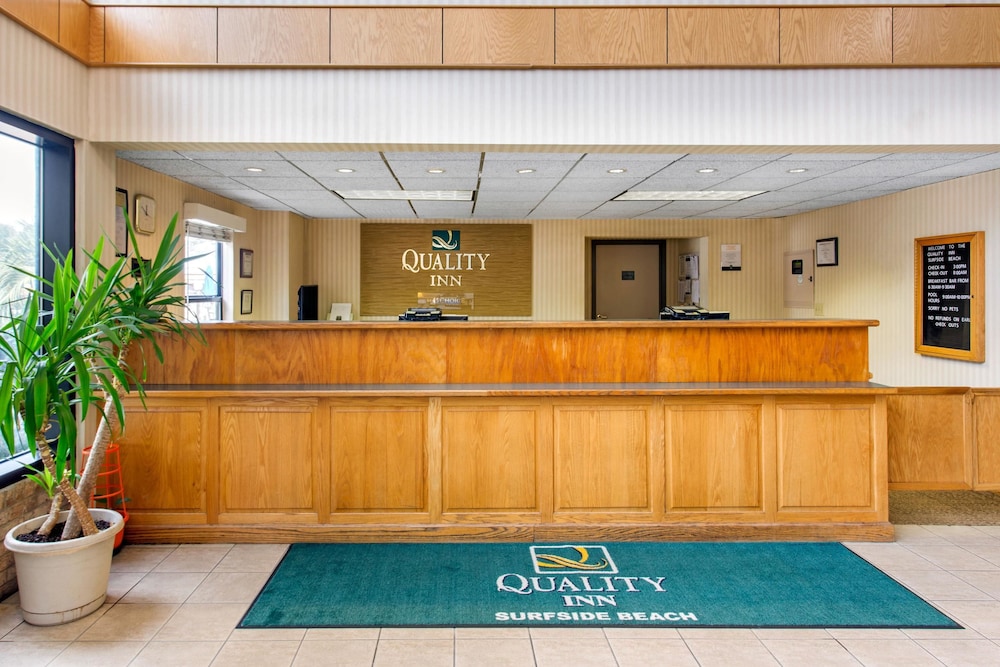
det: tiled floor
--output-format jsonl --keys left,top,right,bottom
{"left": 4, "top": 525, "right": 1000, "bottom": 666}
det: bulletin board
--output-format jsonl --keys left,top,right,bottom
{"left": 914, "top": 231, "right": 985, "bottom": 362}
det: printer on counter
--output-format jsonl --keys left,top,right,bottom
{"left": 399, "top": 307, "right": 468, "bottom": 322}
{"left": 660, "top": 305, "right": 730, "bottom": 320}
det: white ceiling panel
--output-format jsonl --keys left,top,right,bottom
{"left": 117, "top": 149, "right": 1000, "bottom": 220}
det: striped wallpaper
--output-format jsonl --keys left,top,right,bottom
{"left": 4, "top": 12, "right": 999, "bottom": 389}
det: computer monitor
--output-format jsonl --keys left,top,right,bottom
{"left": 297, "top": 285, "right": 318, "bottom": 320}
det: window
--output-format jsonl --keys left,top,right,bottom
{"left": 0, "top": 110, "right": 75, "bottom": 484}
{"left": 184, "top": 223, "right": 228, "bottom": 322}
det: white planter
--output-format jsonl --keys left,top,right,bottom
{"left": 3, "top": 508, "right": 124, "bottom": 626}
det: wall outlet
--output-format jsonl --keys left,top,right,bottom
{"left": 814, "top": 303, "right": 824, "bottom": 316}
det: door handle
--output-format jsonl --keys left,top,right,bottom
{"left": 596, "top": 314, "right": 608, "bottom": 319}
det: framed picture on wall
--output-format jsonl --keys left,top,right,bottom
{"left": 240, "top": 289, "right": 253, "bottom": 315}
{"left": 239, "top": 248, "right": 254, "bottom": 278}
{"left": 114, "top": 188, "right": 128, "bottom": 256}
{"left": 816, "top": 237, "right": 839, "bottom": 266}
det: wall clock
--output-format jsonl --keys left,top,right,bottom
{"left": 135, "top": 195, "right": 156, "bottom": 234}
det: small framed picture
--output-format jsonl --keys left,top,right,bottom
{"left": 239, "top": 248, "right": 254, "bottom": 278}
{"left": 816, "top": 237, "right": 839, "bottom": 267}
{"left": 114, "top": 188, "right": 129, "bottom": 256}
{"left": 240, "top": 289, "right": 253, "bottom": 315}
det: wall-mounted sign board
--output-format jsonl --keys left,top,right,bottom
{"left": 914, "top": 231, "right": 985, "bottom": 362}
{"left": 361, "top": 223, "right": 532, "bottom": 317}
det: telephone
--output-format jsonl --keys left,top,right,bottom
{"left": 660, "top": 306, "right": 730, "bottom": 320}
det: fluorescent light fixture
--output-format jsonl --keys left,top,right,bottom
{"left": 335, "top": 189, "right": 473, "bottom": 201}
{"left": 245, "top": 167, "right": 264, "bottom": 173}
{"left": 607, "top": 168, "right": 627, "bottom": 174}
{"left": 696, "top": 168, "right": 717, "bottom": 173}
{"left": 787, "top": 168, "right": 808, "bottom": 174}
{"left": 426, "top": 168, "right": 446, "bottom": 174}
{"left": 516, "top": 168, "right": 535, "bottom": 174}
{"left": 336, "top": 168, "right": 355, "bottom": 173}
{"left": 614, "top": 190, "right": 766, "bottom": 201}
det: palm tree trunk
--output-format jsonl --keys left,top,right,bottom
{"left": 35, "top": 435, "right": 98, "bottom": 538}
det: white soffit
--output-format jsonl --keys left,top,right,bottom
{"left": 183, "top": 202, "right": 247, "bottom": 232}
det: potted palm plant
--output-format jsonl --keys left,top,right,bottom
{"left": 1, "top": 212, "right": 198, "bottom": 625}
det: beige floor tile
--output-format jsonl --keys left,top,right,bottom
{"left": 110, "top": 545, "right": 176, "bottom": 572}
{"left": 304, "top": 628, "right": 381, "bottom": 640}
{"left": 209, "top": 639, "right": 300, "bottom": 667}
{"left": 0, "top": 603, "right": 24, "bottom": 638}
{"left": 678, "top": 627, "right": 759, "bottom": 639}
{"left": 932, "top": 600, "right": 1000, "bottom": 639}
{"left": 154, "top": 602, "right": 248, "bottom": 641}
{"left": 454, "top": 626, "right": 531, "bottom": 639}
{"left": 229, "top": 627, "right": 308, "bottom": 641}
{"left": 378, "top": 627, "right": 454, "bottom": 640}
{"left": 826, "top": 629, "right": 910, "bottom": 639}
{"left": 0, "top": 640, "right": 70, "bottom": 667}
{"left": 46, "top": 640, "right": 144, "bottom": 666}
{"left": 924, "top": 526, "right": 1000, "bottom": 545}
{"left": 961, "top": 544, "right": 1000, "bottom": 569}
{"left": 119, "top": 571, "right": 208, "bottom": 604}
{"left": 187, "top": 571, "right": 271, "bottom": 603}
{"left": 2, "top": 604, "right": 108, "bottom": 642}
{"left": 214, "top": 544, "right": 289, "bottom": 572}
{"left": 845, "top": 544, "right": 938, "bottom": 572}
{"left": 956, "top": 569, "right": 1000, "bottom": 598}
{"left": 528, "top": 626, "right": 607, "bottom": 639}
{"left": 838, "top": 638, "right": 944, "bottom": 666}
{"left": 79, "top": 603, "right": 177, "bottom": 642}
{"left": 903, "top": 545, "right": 1000, "bottom": 571}
{"left": 291, "top": 639, "right": 377, "bottom": 666}
{"left": 888, "top": 568, "right": 993, "bottom": 601}
{"left": 892, "top": 526, "right": 953, "bottom": 545}
{"left": 372, "top": 639, "right": 455, "bottom": 667}
{"left": 531, "top": 637, "right": 617, "bottom": 667}
{"left": 105, "top": 571, "right": 144, "bottom": 603}
{"left": 915, "top": 638, "right": 1000, "bottom": 666}
{"left": 760, "top": 638, "right": 862, "bottom": 665}
{"left": 608, "top": 637, "right": 699, "bottom": 667}
{"left": 752, "top": 628, "right": 832, "bottom": 640}
{"left": 131, "top": 640, "right": 223, "bottom": 667}
{"left": 602, "top": 626, "right": 682, "bottom": 639}
{"left": 455, "top": 637, "right": 535, "bottom": 666}
{"left": 153, "top": 544, "right": 233, "bottom": 573}
{"left": 902, "top": 627, "right": 983, "bottom": 640}
{"left": 684, "top": 638, "right": 780, "bottom": 667}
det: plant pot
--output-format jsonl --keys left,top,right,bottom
{"left": 3, "top": 508, "right": 124, "bottom": 626}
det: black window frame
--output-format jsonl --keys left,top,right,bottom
{"left": 0, "top": 109, "right": 75, "bottom": 488}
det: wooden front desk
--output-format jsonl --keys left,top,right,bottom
{"left": 120, "top": 320, "right": 892, "bottom": 542}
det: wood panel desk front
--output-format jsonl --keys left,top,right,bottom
{"left": 120, "top": 320, "right": 891, "bottom": 542}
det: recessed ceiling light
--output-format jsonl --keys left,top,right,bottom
{"left": 787, "top": 168, "right": 808, "bottom": 174}
{"left": 607, "top": 168, "right": 627, "bottom": 174}
{"left": 614, "top": 190, "right": 766, "bottom": 201}
{"left": 336, "top": 168, "right": 355, "bottom": 174}
{"left": 335, "top": 189, "right": 473, "bottom": 201}
{"left": 696, "top": 168, "right": 717, "bottom": 174}
{"left": 427, "top": 168, "right": 446, "bottom": 174}
{"left": 245, "top": 167, "right": 264, "bottom": 173}
{"left": 516, "top": 168, "right": 535, "bottom": 174}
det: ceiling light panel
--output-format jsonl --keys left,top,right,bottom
{"left": 293, "top": 160, "right": 394, "bottom": 178}
{"left": 201, "top": 160, "right": 304, "bottom": 177}
{"left": 615, "top": 190, "right": 765, "bottom": 201}
{"left": 479, "top": 159, "right": 577, "bottom": 178}
{"left": 565, "top": 160, "right": 663, "bottom": 179}
{"left": 388, "top": 159, "right": 479, "bottom": 177}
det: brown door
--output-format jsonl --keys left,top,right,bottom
{"left": 592, "top": 241, "right": 665, "bottom": 320}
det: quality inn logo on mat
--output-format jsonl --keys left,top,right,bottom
{"left": 530, "top": 545, "right": 618, "bottom": 574}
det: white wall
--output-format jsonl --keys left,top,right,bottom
{"left": 776, "top": 169, "right": 1000, "bottom": 387}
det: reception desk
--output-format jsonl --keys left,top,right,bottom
{"left": 119, "top": 320, "right": 892, "bottom": 542}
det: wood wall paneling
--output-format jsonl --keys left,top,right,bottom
{"left": 667, "top": 8, "right": 778, "bottom": 66}
{"left": 893, "top": 8, "right": 1000, "bottom": 65}
{"left": 974, "top": 393, "right": 1000, "bottom": 488}
{"left": 0, "top": 0, "right": 59, "bottom": 42}
{"left": 330, "top": 8, "right": 441, "bottom": 66}
{"left": 218, "top": 403, "right": 318, "bottom": 521}
{"left": 88, "top": 6, "right": 104, "bottom": 64}
{"left": 666, "top": 403, "right": 762, "bottom": 512}
{"left": 553, "top": 402, "right": 654, "bottom": 514}
{"left": 887, "top": 391, "right": 972, "bottom": 489}
{"left": 780, "top": 8, "right": 892, "bottom": 65}
{"left": 443, "top": 8, "right": 553, "bottom": 66}
{"left": 777, "top": 401, "right": 875, "bottom": 511}
{"left": 441, "top": 402, "right": 540, "bottom": 514}
{"left": 58, "top": 0, "right": 90, "bottom": 62}
{"left": 104, "top": 7, "right": 217, "bottom": 65}
{"left": 329, "top": 403, "right": 428, "bottom": 512}
{"left": 218, "top": 8, "right": 330, "bottom": 65}
{"left": 555, "top": 8, "right": 666, "bottom": 66}
{"left": 118, "top": 402, "right": 208, "bottom": 519}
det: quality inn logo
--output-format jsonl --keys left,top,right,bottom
{"left": 530, "top": 545, "right": 618, "bottom": 574}
{"left": 431, "top": 229, "right": 460, "bottom": 251}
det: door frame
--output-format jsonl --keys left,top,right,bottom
{"left": 589, "top": 239, "right": 667, "bottom": 320}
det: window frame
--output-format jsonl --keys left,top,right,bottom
{"left": 0, "top": 110, "right": 75, "bottom": 488}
